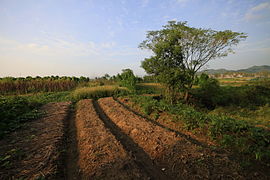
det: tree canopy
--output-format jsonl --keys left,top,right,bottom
{"left": 139, "top": 21, "right": 247, "bottom": 102}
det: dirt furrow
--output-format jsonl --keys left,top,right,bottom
{"left": 98, "top": 97, "right": 244, "bottom": 179}
{"left": 0, "top": 101, "right": 71, "bottom": 179}
{"left": 93, "top": 100, "right": 168, "bottom": 180}
{"left": 75, "top": 99, "right": 150, "bottom": 179}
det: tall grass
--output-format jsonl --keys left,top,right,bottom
{"left": 0, "top": 76, "right": 90, "bottom": 95}
{"left": 71, "top": 85, "right": 130, "bottom": 101}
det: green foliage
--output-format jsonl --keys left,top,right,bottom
{"left": 140, "top": 21, "right": 247, "bottom": 102}
{"left": 0, "top": 91, "right": 71, "bottom": 139}
{"left": 0, "top": 96, "right": 42, "bottom": 139}
{"left": 195, "top": 74, "right": 221, "bottom": 108}
{"left": 118, "top": 69, "right": 137, "bottom": 90}
{"left": 130, "top": 95, "right": 270, "bottom": 162}
{"left": 71, "top": 86, "right": 130, "bottom": 101}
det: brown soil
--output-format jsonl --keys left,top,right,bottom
{"left": 98, "top": 97, "right": 246, "bottom": 179}
{"left": 0, "top": 101, "right": 71, "bottom": 179}
{"left": 117, "top": 97, "right": 270, "bottom": 179}
{"left": 75, "top": 99, "right": 150, "bottom": 179}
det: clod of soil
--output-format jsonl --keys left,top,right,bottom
{"left": 0, "top": 101, "right": 71, "bottom": 179}
{"left": 75, "top": 99, "right": 149, "bottom": 179}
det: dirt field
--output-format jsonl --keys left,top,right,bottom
{"left": 0, "top": 101, "right": 71, "bottom": 179}
{"left": 98, "top": 97, "right": 245, "bottom": 179}
{"left": 75, "top": 99, "right": 150, "bottom": 179}
{"left": 1, "top": 97, "right": 269, "bottom": 179}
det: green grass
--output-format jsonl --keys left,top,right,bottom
{"left": 71, "top": 85, "right": 130, "bottom": 101}
{"left": 0, "top": 91, "right": 72, "bottom": 139}
{"left": 129, "top": 94, "right": 270, "bottom": 162}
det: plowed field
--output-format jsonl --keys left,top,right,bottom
{"left": 1, "top": 97, "right": 269, "bottom": 179}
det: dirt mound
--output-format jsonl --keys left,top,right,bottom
{"left": 0, "top": 101, "right": 71, "bottom": 179}
{"left": 98, "top": 97, "right": 244, "bottom": 179}
{"left": 75, "top": 99, "right": 149, "bottom": 179}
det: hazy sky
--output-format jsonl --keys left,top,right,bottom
{"left": 0, "top": 0, "right": 270, "bottom": 77}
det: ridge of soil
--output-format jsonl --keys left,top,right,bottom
{"left": 93, "top": 100, "right": 168, "bottom": 180}
{"left": 0, "top": 101, "right": 71, "bottom": 179}
{"left": 75, "top": 99, "right": 150, "bottom": 179}
{"left": 117, "top": 97, "right": 270, "bottom": 179}
{"left": 98, "top": 97, "right": 245, "bottom": 179}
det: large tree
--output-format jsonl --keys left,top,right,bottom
{"left": 139, "top": 21, "right": 247, "bottom": 102}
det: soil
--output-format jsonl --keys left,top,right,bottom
{"left": 0, "top": 101, "right": 71, "bottom": 179}
{"left": 117, "top": 97, "right": 270, "bottom": 179}
{"left": 98, "top": 97, "right": 246, "bottom": 179}
{"left": 75, "top": 99, "right": 150, "bottom": 179}
{"left": 1, "top": 97, "right": 269, "bottom": 179}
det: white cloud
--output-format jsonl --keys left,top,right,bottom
{"left": 245, "top": 2, "right": 270, "bottom": 21}
{"left": 0, "top": 35, "right": 150, "bottom": 77}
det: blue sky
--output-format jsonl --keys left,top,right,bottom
{"left": 0, "top": 0, "right": 270, "bottom": 77}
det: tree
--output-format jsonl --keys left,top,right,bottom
{"left": 118, "top": 69, "right": 137, "bottom": 90}
{"left": 139, "top": 21, "right": 247, "bottom": 102}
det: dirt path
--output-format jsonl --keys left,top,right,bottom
{"left": 98, "top": 97, "right": 244, "bottom": 179}
{"left": 75, "top": 99, "right": 150, "bottom": 179}
{"left": 0, "top": 101, "right": 71, "bottom": 179}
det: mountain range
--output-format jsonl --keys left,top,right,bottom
{"left": 201, "top": 65, "right": 270, "bottom": 74}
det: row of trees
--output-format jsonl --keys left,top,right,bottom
{"left": 139, "top": 21, "right": 247, "bottom": 103}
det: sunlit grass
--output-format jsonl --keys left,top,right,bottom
{"left": 71, "top": 85, "right": 130, "bottom": 101}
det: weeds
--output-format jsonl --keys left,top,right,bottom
{"left": 130, "top": 95, "right": 270, "bottom": 162}
{"left": 71, "top": 86, "right": 130, "bottom": 101}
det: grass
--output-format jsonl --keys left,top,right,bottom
{"left": 71, "top": 85, "right": 130, "bottom": 101}
{"left": 0, "top": 91, "right": 72, "bottom": 139}
{"left": 129, "top": 94, "right": 270, "bottom": 162}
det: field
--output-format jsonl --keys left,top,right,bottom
{"left": 0, "top": 77, "right": 270, "bottom": 179}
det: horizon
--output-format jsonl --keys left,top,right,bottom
{"left": 1, "top": 0, "right": 270, "bottom": 78}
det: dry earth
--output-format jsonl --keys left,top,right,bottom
{"left": 0, "top": 101, "right": 71, "bottom": 179}
{"left": 98, "top": 97, "right": 245, "bottom": 179}
{"left": 1, "top": 97, "right": 269, "bottom": 179}
{"left": 75, "top": 99, "right": 150, "bottom": 179}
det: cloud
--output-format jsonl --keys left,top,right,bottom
{"left": 245, "top": 2, "right": 270, "bottom": 21}
{"left": 0, "top": 35, "right": 151, "bottom": 77}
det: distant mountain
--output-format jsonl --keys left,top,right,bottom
{"left": 201, "top": 65, "right": 270, "bottom": 74}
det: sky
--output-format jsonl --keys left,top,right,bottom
{"left": 0, "top": 0, "right": 270, "bottom": 77}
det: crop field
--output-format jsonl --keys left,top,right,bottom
{"left": 0, "top": 77, "right": 270, "bottom": 179}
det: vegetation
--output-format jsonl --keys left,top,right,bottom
{"left": 129, "top": 92, "right": 270, "bottom": 162}
{"left": 140, "top": 21, "right": 247, "bottom": 102}
{"left": 0, "top": 91, "right": 72, "bottom": 139}
{"left": 71, "top": 86, "right": 130, "bottom": 101}
{"left": 117, "top": 69, "right": 137, "bottom": 90}
{"left": 0, "top": 76, "right": 89, "bottom": 95}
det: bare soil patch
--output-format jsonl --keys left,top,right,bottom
{"left": 118, "top": 97, "right": 270, "bottom": 179}
{"left": 0, "top": 101, "right": 71, "bottom": 179}
{"left": 75, "top": 99, "right": 149, "bottom": 179}
{"left": 98, "top": 97, "right": 245, "bottom": 179}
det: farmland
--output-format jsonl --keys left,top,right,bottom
{"left": 0, "top": 74, "right": 269, "bottom": 179}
